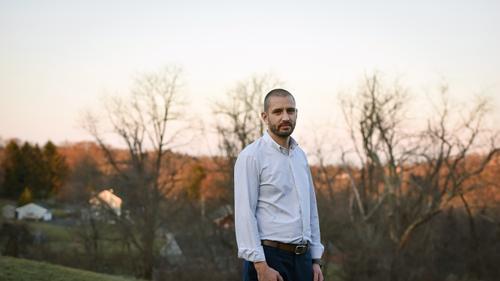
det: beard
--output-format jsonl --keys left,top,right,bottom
{"left": 269, "top": 121, "right": 295, "bottom": 137}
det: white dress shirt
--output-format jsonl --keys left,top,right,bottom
{"left": 234, "top": 131, "right": 324, "bottom": 262}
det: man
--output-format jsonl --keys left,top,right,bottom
{"left": 234, "top": 89, "right": 324, "bottom": 281}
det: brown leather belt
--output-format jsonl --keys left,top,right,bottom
{"left": 261, "top": 240, "right": 309, "bottom": 255}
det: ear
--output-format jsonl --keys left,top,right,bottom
{"left": 261, "top": 111, "right": 268, "bottom": 124}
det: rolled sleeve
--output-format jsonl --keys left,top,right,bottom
{"left": 237, "top": 246, "right": 266, "bottom": 262}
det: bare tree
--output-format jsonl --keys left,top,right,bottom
{"left": 82, "top": 66, "right": 188, "bottom": 279}
{"left": 340, "top": 74, "right": 409, "bottom": 223}
{"left": 338, "top": 74, "right": 499, "bottom": 280}
{"left": 212, "top": 74, "right": 281, "bottom": 203}
{"left": 397, "top": 88, "right": 498, "bottom": 250}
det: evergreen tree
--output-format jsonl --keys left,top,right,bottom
{"left": 43, "top": 141, "right": 69, "bottom": 197}
{"left": 0, "top": 140, "right": 69, "bottom": 200}
{"left": 0, "top": 140, "right": 5, "bottom": 190}
{"left": 1, "top": 141, "right": 24, "bottom": 198}
{"left": 21, "top": 142, "right": 47, "bottom": 198}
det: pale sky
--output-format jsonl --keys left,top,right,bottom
{"left": 1, "top": 0, "right": 499, "bottom": 156}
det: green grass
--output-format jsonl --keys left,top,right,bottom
{"left": 0, "top": 256, "right": 145, "bottom": 281}
{"left": 28, "top": 221, "right": 73, "bottom": 241}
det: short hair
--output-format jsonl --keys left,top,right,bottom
{"left": 263, "top": 88, "right": 295, "bottom": 112}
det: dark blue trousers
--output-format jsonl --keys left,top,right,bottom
{"left": 243, "top": 245, "right": 312, "bottom": 281}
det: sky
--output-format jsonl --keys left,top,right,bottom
{"left": 1, "top": 0, "right": 499, "bottom": 157}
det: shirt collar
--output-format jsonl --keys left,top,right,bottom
{"left": 263, "top": 130, "right": 298, "bottom": 153}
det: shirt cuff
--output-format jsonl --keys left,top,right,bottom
{"left": 310, "top": 244, "right": 324, "bottom": 260}
{"left": 238, "top": 246, "right": 266, "bottom": 262}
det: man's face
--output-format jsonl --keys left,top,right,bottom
{"left": 262, "top": 95, "right": 297, "bottom": 138}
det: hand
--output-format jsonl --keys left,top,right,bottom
{"left": 254, "top": 261, "right": 284, "bottom": 281}
{"left": 312, "top": 263, "right": 324, "bottom": 281}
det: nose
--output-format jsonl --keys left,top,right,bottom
{"left": 282, "top": 111, "right": 290, "bottom": 121}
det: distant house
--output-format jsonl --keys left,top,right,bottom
{"left": 89, "top": 189, "right": 122, "bottom": 217}
{"left": 2, "top": 204, "right": 16, "bottom": 219}
{"left": 16, "top": 203, "right": 52, "bottom": 221}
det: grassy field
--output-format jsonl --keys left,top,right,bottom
{"left": 29, "top": 221, "right": 74, "bottom": 241}
{"left": 0, "top": 256, "right": 145, "bottom": 281}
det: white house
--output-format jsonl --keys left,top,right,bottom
{"left": 16, "top": 203, "right": 52, "bottom": 221}
{"left": 89, "top": 189, "right": 122, "bottom": 216}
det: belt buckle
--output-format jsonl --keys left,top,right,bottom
{"left": 294, "top": 245, "right": 307, "bottom": 255}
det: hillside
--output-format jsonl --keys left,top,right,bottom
{"left": 0, "top": 256, "right": 144, "bottom": 281}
